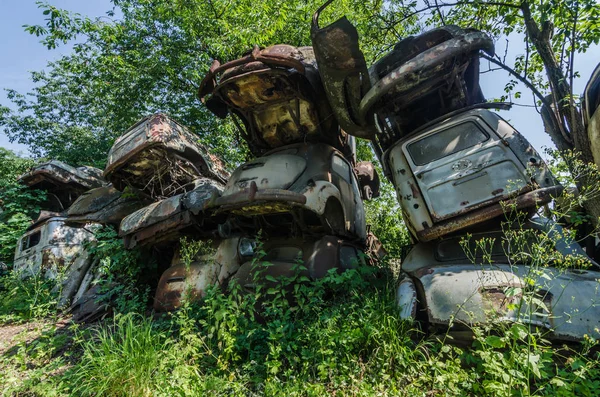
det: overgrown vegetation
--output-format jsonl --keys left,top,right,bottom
{"left": 84, "top": 225, "right": 154, "bottom": 316}
{"left": 2, "top": 252, "right": 600, "bottom": 396}
{"left": 0, "top": 148, "right": 44, "bottom": 266}
{"left": 0, "top": 270, "right": 57, "bottom": 324}
{"left": 2, "top": 0, "right": 600, "bottom": 395}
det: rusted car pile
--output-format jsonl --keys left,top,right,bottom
{"left": 306, "top": 2, "right": 600, "bottom": 342}
{"left": 11, "top": 2, "right": 600, "bottom": 342}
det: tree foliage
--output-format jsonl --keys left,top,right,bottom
{"left": 0, "top": 0, "right": 416, "bottom": 168}
{"left": 1, "top": 0, "right": 600, "bottom": 246}
{"left": 0, "top": 149, "right": 44, "bottom": 265}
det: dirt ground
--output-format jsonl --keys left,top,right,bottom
{"left": 0, "top": 318, "right": 69, "bottom": 355}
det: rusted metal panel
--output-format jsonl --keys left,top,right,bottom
{"left": 69, "top": 283, "right": 114, "bottom": 323}
{"left": 384, "top": 109, "right": 561, "bottom": 241}
{"left": 354, "top": 161, "right": 380, "bottom": 200}
{"left": 18, "top": 160, "right": 106, "bottom": 212}
{"left": 416, "top": 186, "right": 562, "bottom": 242}
{"left": 66, "top": 185, "right": 148, "bottom": 225}
{"left": 199, "top": 44, "right": 351, "bottom": 158}
{"left": 310, "top": 1, "right": 375, "bottom": 139}
{"left": 208, "top": 143, "right": 366, "bottom": 241}
{"left": 119, "top": 179, "right": 224, "bottom": 249}
{"left": 229, "top": 235, "right": 368, "bottom": 292}
{"left": 400, "top": 220, "right": 600, "bottom": 342}
{"left": 104, "top": 113, "right": 229, "bottom": 199}
{"left": 13, "top": 217, "right": 96, "bottom": 307}
{"left": 154, "top": 238, "right": 242, "bottom": 311}
{"left": 367, "top": 26, "right": 494, "bottom": 147}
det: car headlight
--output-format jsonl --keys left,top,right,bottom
{"left": 238, "top": 238, "right": 256, "bottom": 258}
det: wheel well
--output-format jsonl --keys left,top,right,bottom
{"left": 411, "top": 276, "right": 430, "bottom": 333}
{"left": 322, "top": 197, "right": 346, "bottom": 236}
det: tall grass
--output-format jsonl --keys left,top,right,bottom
{"left": 2, "top": 257, "right": 600, "bottom": 395}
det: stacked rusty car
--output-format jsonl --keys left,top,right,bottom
{"left": 14, "top": 160, "right": 107, "bottom": 307}
{"left": 13, "top": 114, "right": 233, "bottom": 316}
{"left": 308, "top": 3, "right": 600, "bottom": 343}
{"left": 12, "top": 0, "right": 600, "bottom": 343}
{"left": 195, "top": 43, "right": 383, "bottom": 300}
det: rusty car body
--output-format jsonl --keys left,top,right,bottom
{"left": 397, "top": 217, "right": 600, "bottom": 342}
{"left": 66, "top": 185, "right": 148, "bottom": 225}
{"left": 383, "top": 108, "right": 561, "bottom": 242}
{"left": 209, "top": 142, "right": 368, "bottom": 241}
{"left": 365, "top": 26, "right": 494, "bottom": 147}
{"left": 229, "top": 234, "right": 369, "bottom": 292}
{"left": 153, "top": 238, "right": 244, "bottom": 311}
{"left": 18, "top": 160, "right": 106, "bottom": 212}
{"left": 310, "top": 1, "right": 493, "bottom": 145}
{"left": 199, "top": 44, "right": 354, "bottom": 159}
{"left": 310, "top": 1, "right": 375, "bottom": 139}
{"left": 119, "top": 178, "right": 225, "bottom": 249}
{"left": 13, "top": 215, "right": 97, "bottom": 307}
{"left": 104, "top": 113, "right": 229, "bottom": 199}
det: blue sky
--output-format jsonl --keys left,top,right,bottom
{"left": 0, "top": 1, "right": 597, "bottom": 158}
{"left": 0, "top": 0, "right": 112, "bottom": 154}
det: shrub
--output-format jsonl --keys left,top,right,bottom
{"left": 0, "top": 269, "right": 57, "bottom": 324}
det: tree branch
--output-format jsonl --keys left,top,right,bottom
{"left": 481, "top": 54, "right": 547, "bottom": 107}
{"left": 481, "top": 53, "right": 573, "bottom": 146}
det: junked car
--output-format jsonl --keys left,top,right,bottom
{"left": 154, "top": 238, "right": 244, "bottom": 311}
{"left": 208, "top": 142, "right": 369, "bottom": 242}
{"left": 381, "top": 108, "right": 561, "bottom": 242}
{"left": 104, "top": 113, "right": 229, "bottom": 200}
{"left": 229, "top": 234, "right": 372, "bottom": 292}
{"left": 364, "top": 25, "right": 494, "bottom": 148}
{"left": 66, "top": 185, "right": 148, "bottom": 225}
{"left": 18, "top": 160, "right": 106, "bottom": 212}
{"left": 119, "top": 178, "right": 225, "bottom": 249}
{"left": 311, "top": 1, "right": 493, "bottom": 143}
{"left": 13, "top": 214, "right": 97, "bottom": 307}
{"left": 583, "top": 62, "right": 600, "bottom": 168}
{"left": 397, "top": 217, "right": 600, "bottom": 342}
{"left": 198, "top": 44, "right": 354, "bottom": 160}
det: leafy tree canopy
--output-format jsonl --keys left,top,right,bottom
{"left": 0, "top": 0, "right": 416, "bottom": 167}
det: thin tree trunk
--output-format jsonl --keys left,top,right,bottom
{"left": 521, "top": 1, "right": 600, "bottom": 227}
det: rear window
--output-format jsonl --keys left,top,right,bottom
{"left": 407, "top": 121, "right": 489, "bottom": 165}
{"left": 332, "top": 154, "right": 352, "bottom": 184}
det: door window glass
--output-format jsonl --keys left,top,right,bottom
{"left": 21, "top": 231, "right": 41, "bottom": 251}
{"left": 332, "top": 155, "right": 352, "bottom": 184}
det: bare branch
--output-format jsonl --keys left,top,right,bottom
{"left": 524, "top": 31, "right": 530, "bottom": 79}
{"left": 434, "top": 0, "right": 447, "bottom": 24}
{"left": 569, "top": 2, "right": 579, "bottom": 109}
{"left": 386, "top": 1, "right": 520, "bottom": 26}
{"left": 482, "top": 53, "right": 548, "bottom": 107}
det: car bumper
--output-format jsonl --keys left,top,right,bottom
{"left": 417, "top": 185, "right": 563, "bottom": 242}
{"left": 212, "top": 183, "right": 307, "bottom": 215}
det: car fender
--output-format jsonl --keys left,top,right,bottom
{"left": 302, "top": 180, "right": 343, "bottom": 216}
